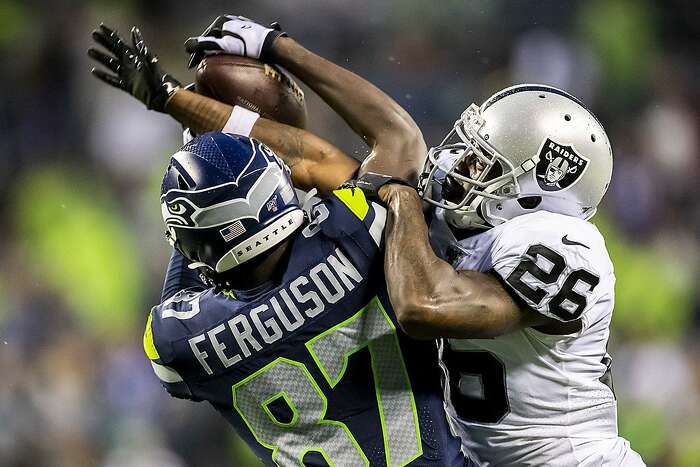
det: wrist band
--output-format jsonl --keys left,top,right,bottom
{"left": 354, "top": 172, "right": 417, "bottom": 199}
{"left": 222, "top": 105, "right": 260, "bottom": 136}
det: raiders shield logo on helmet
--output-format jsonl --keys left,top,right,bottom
{"left": 535, "top": 138, "right": 589, "bottom": 191}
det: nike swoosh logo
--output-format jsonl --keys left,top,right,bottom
{"left": 562, "top": 235, "right": 590, "bottom": 249}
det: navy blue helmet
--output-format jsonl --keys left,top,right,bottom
{"left": 160, "top": 132, "right": 305, "bottom": 278}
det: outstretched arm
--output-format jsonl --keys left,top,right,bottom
{"left": 378, "top": 184, "right": 549, "bottom": 339}
{"left": 185, "top": 16, "right": 426, "bottom": 184}
{"left": 267, "top": 37, "right": 426, "bottom": 182}
{"left": 88, "top": 24, "right": 358, "bottom": 197}
{"left": 165, "top": 89, "right": 358, "bottom": 196}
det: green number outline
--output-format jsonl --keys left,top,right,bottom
{"left": 262, "top": 391, "right": 299, "bottom": 428}
{"left": 232, "top": 357, "right": 369, "bottom": 466}
{"left": 305, "top": 296, "right": 423, "bottom": 467}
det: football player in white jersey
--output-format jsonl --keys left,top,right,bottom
{"left": 89, "top": 15, "right": 644, "bottom": 466}
{"left": 378, "top": 85, "right": 645, "bottom": 466}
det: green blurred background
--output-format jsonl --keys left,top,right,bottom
{"left": 1, "top": 1, "right": 699, "bottom": 466}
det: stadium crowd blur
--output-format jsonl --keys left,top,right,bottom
{"left": 1, "top": 0, "right": 699, "bottom": 466}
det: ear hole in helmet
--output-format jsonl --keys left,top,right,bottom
{"left": 177, "top": 174, "right": 191, "bottom": 190}
{"left": 518, "top": 196, "right": 542, "bottom": 209}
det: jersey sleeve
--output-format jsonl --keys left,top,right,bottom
{"left": 316, "top": 187, "right": 387, "bottom": 257}
{"left": 144, "top": 290, "right": 207, "bottom": 401}
{"left": 489, "top": 217, "right": 609, "bottom": 323}
{"left": 160, "top": 250, "right": 206, "bottom": 302}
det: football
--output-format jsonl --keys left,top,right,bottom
{"left": 194, "top": 54, "right": 307, "bottom": 129}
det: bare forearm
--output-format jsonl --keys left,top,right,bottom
{"left": 164, "top": 89, "right": 358, "bottom": 196}
{"left": 166, "top": 88, "right": 231, "bottom": 135}
{"left": 382, "top": 186, "right": 443, "bottom": 316}
{"left": 272, "top": 38, "right": 416, "bottom": 145}
{"left": 381, "top": 185, "right": 462, "bottom": 338}
{"left": 271, "top": 38, "right": 425, "bottom": 183}
{"left": 252, "top": 118, "right": 359, "bottom": 196}
{"left": 380, "top": 185, "right": 528, "bottom": 339}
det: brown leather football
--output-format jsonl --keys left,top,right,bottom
{"left": 194, "top": 54, "right": 307, "bottom": 129}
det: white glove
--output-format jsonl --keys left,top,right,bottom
{"left": 185, "top": 15, "right": 286, "bottom": 68}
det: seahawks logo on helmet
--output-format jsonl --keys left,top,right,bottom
{"left": 535, "top": 138, "right": 589, "bottom": 191}
{"left": 162, "top": 198, "right": 199, "bottom": 227}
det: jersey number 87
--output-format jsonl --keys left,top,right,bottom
{"left": 233, "top": 297, "right": 423, "bottom": 466}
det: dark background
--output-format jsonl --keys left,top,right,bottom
{"left": 1, "top": 1, "right": 699, "bottom": 466}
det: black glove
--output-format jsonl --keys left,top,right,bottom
{"left": 184, "top": 15, "right": 286, "bottom": 69}
{"left": 88, "top": 24, "right": 181, "bottom": 112}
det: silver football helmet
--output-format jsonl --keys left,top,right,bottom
{"left": 419, "top": 84, "right": 613, "bottom": 229}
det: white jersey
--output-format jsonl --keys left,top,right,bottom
{"left": 430, "top": 210, "right": 644, "bottom": 466}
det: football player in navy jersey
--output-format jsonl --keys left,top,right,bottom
{"left": 91, "top": 22, "right": 470, "bottom": 466}
{"left": 89, "top": 19, "right": 474, "bottom": 466}
{"left": 146, "top": 131, "right": 469, "bottom": 465}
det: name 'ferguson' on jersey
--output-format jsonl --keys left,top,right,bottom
{"left": 144, "top": 188, "right": 468, "bottom": 467}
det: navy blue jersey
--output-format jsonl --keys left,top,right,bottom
{"left": 145, "top": 188, "right": 469, "bottom": 466}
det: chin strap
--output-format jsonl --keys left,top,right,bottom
{"left": 302, "top": 188, "right": 319, "bottom": 211}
